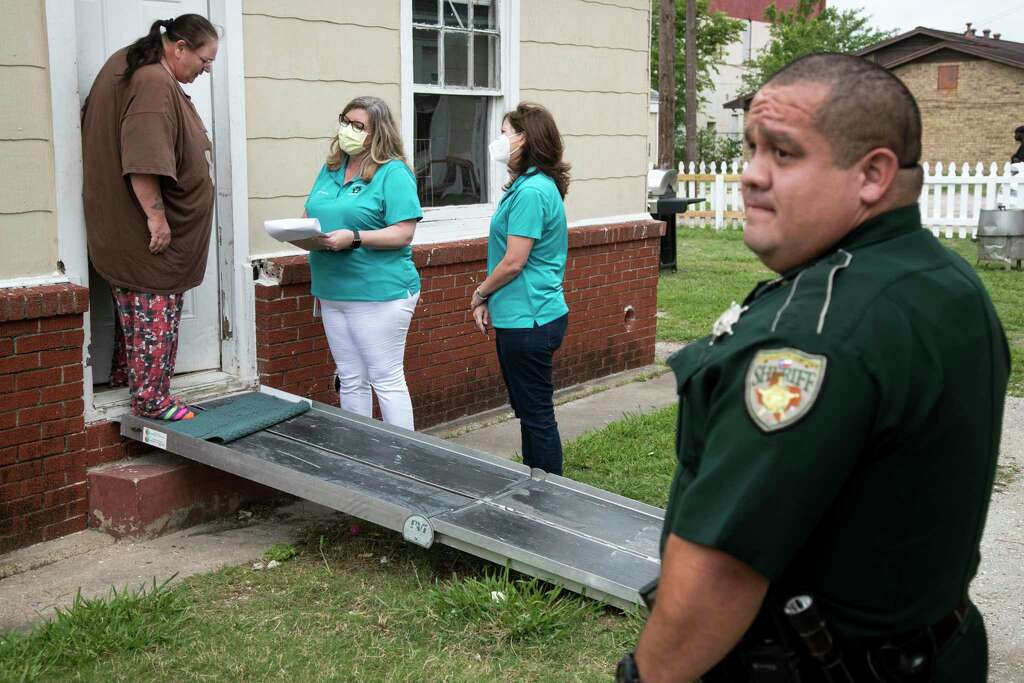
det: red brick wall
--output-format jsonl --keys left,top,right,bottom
{"left": 709, "top": 0, "right": 819, "bottom": 21}
{"left": 255, "top": 219, "right": 665, "bottom": 427}
{"left": 1, "top": 218, "right": 662, "bottom": 553}
{"left": 1, "top": 286, "right": 156, "bottom": 554}
{"left": 1, "top": 285, "right": 90, "bottom": 553}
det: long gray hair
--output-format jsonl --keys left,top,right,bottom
{"left": 327, "top": 96, "right": 409, "bottom": 181}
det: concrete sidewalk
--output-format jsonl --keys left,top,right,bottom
{"left": 0, "top": 347, "right": 1021, "bottom": 680}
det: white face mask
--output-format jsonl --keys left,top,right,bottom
{"left": 338, "top": 123, "right": 369, "bottom": 155}
{"left": 488, "top": 133, "right": 512, "bottom": 164}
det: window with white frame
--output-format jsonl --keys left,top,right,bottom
{"left": 411, "top": 0, "right": 502, "bottom": 209}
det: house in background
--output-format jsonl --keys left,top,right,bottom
{"left": 0, "top": 0, "right": 660, "bottom": 554}
{"left": 700, "top": 0, "right": 812, "bottom": 143}
{"left": 857, "top": 25, "right": 1024, "bottom": 165}
{"left": 723, "top": 24, "right": 1024, "bottom": 166}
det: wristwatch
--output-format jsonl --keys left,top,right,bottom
{"left": 615, "top": 652, "right": 641, "bottom": 683}
{"left": 350, "top": 228, "right": 362, "bottom": 249}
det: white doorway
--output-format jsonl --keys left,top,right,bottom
{"left": 75, "top": 0, "right": 221, "bottom": 383}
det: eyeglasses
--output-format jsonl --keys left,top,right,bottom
{"left": 188, "top": 50, "right": 214, "bottom": 70}
{"left": 338, "top": 115, "right": 367, "bottom": 132}
{"left": 183, "top": 43, "right": 215, "bottom": 67}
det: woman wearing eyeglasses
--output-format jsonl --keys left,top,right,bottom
{"left": 81, "top": 14, "right": 219, "bottom": 421}
{"left": 294, "top": 96, "right": 422, "bottom": 430}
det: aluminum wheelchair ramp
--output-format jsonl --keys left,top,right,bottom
{"left": 119, "top": 389, "right": 663, "bottom": 609}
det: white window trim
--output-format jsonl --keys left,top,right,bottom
{"left": 400, "top": 0, "right": 519, "bottom": 234}
{"left": 44, "top": 0, "right": 256, "bottom": 423}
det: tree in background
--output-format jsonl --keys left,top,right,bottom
{"left": 741, "top": 0, "right": 894, "bottom": 93}
{"left": 658, "top": 0, "right": 677, "bottom": 169}
{"left": 650, "top": 0, "right": 744, "bottom": 163}
{"left": 684, "top": 0, "right": 698, "bottom": 165}
{"left": 697, "top": 129, "right": 744, "bottom": 168}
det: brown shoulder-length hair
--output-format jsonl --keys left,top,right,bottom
{"left": 326, "top": 96, "right": 409, "bottom": 181}
{"left": 504, "top": 102, "right": 571, "bottom": 199}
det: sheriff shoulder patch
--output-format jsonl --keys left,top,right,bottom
{"left": 745, "top": 348, "right": 827, "bottom": 433}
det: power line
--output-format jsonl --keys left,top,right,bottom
{"left": 973, "top": 2, "right": 1024, "bottom": 30}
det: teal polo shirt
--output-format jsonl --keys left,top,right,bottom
{"left": 487, "top": 169, "right": 569, "bottom": 328}
{"left": 304, "top": 158, "right": 422, "bottom": 302}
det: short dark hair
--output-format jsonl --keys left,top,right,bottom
{"left": 765, "top": 53, "right": 922, "bottom": 169}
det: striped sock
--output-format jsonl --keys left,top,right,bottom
{"left": 158, "top": 404, "right": 195, "bottom": 421}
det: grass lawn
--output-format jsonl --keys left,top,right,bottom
{"left": 2, "top": 227, "right": 1020, "bottom": 682}
{"left": 0, "top": 409, "right": 679, "bottom": 683}
{"left": 657, "top": 226, "right": 1024, "bottom": 396}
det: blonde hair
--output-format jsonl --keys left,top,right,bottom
{"left": 327, "top": 96, "right": 409, "bottom": 181}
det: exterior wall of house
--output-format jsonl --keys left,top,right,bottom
{"left": 0, "top": 285, "right": 144, "bottom": 554}
{"left": 3, "top": 0, "right": 662, "bottom": 555}
{"left": 241, "top": 1, "right": 403, "bottom": 257}
{"left": 0, "top": 0, "right": 59, "bottom": 280}
{"left": 648, "top": 95, "right": 659, "bottom": 168}
{"left": 519, "top": 0, "right": 650, "bottom": 220}
{"left": 709, "top": 0, "right": 804, "bottom": 21}
{"left": 892, "top": 59, "right": 1024, "bottom": 165}
{"left": 254, "top": 220, "right": 663, "bottom": 427}
{"left": 699, "top": 19, "right": 771, "bottom": 140}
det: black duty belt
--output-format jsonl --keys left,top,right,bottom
{"left": 863, "top": 600, "right": 970, "bottom": 653}
{"left": 928, "top": 601, "right": 971, "bottom": 649}
{"left": 854, "top": 600, "right": 973, "bottom": 683}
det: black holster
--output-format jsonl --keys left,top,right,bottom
{"left": 704, "top": 599, "right": 806, "bottom": 683}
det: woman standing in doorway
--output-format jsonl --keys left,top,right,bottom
{"left": 470, "top": 103, "right": 571, "bottom": 474}
{"left": 81, "top": 14, "right": 219, "bottom": 421}
{"left": 297, "top": 96, "right": 422, "bottom": 430}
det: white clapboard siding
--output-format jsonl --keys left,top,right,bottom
{"left": 676, "top": 161, "right": 1024, "bottom": 237}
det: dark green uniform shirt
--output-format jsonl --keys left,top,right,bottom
{"left": 663, "top": 205, "right": 1009, "bottom": 646}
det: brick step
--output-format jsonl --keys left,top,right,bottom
{"left": 87, "top": 453, "right": 275, "bottom": 539}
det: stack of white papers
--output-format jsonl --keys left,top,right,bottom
{"left": 264, "top": 217, "right": 323, "bottom": 242}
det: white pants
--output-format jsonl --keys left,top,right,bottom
{"left": 319, "top": 292, "right": 419, "bottom": 430}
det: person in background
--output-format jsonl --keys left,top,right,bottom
{"left": 81, "top": 14, "right": 219, "bottom": 421}
{"left": 471, "top": 102, "right": 571, "bottom": 475}
{"left": 295, "top": 96, "right": 422, "bottom": 430}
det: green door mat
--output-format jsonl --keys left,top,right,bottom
{"left": 160, "top": 393, "right": 310, "bottom": 443}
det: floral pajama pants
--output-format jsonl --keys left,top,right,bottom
{"left": 109, "top": 287, "right": 185, "bottom": 417}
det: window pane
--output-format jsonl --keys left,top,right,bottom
{"left": 414, "top": 94, "right": 489, "bottom": 208}
{"left": 473, "top": 34, "right": 498, "bottom": 88}
{"left": 937, "top": 64, "right": 958, "bottom": 91}
{"left": 413, "top": 0, "right": 439, "bottom": 24}
{"left": 473, "top": 0, "right": 496, "bottom": 30}
{"left": 413, "top": 29, "right": 440, "bottom": 85}
{"left": 443, "top": 0, "right": 469, "bottom": 28}
{"left": 444, "top": 32, "right": 469, "bottom": 87}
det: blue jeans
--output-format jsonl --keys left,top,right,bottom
{"left": 494, "top": 314, "right": 568, "bottom": 475}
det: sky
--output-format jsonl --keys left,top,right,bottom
{"left": 827, "top": 0, "right": 1024, "bottom": 41}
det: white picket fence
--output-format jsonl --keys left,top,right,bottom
{"left": 677, "top": 161, "right": 1024, "bottom": 238}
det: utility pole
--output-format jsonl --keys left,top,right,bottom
{"left": 684, "top": 0, "right": 698, "bottom": 166}
{"left": 657, "top": 0, "right": 676, "bottom": 170}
